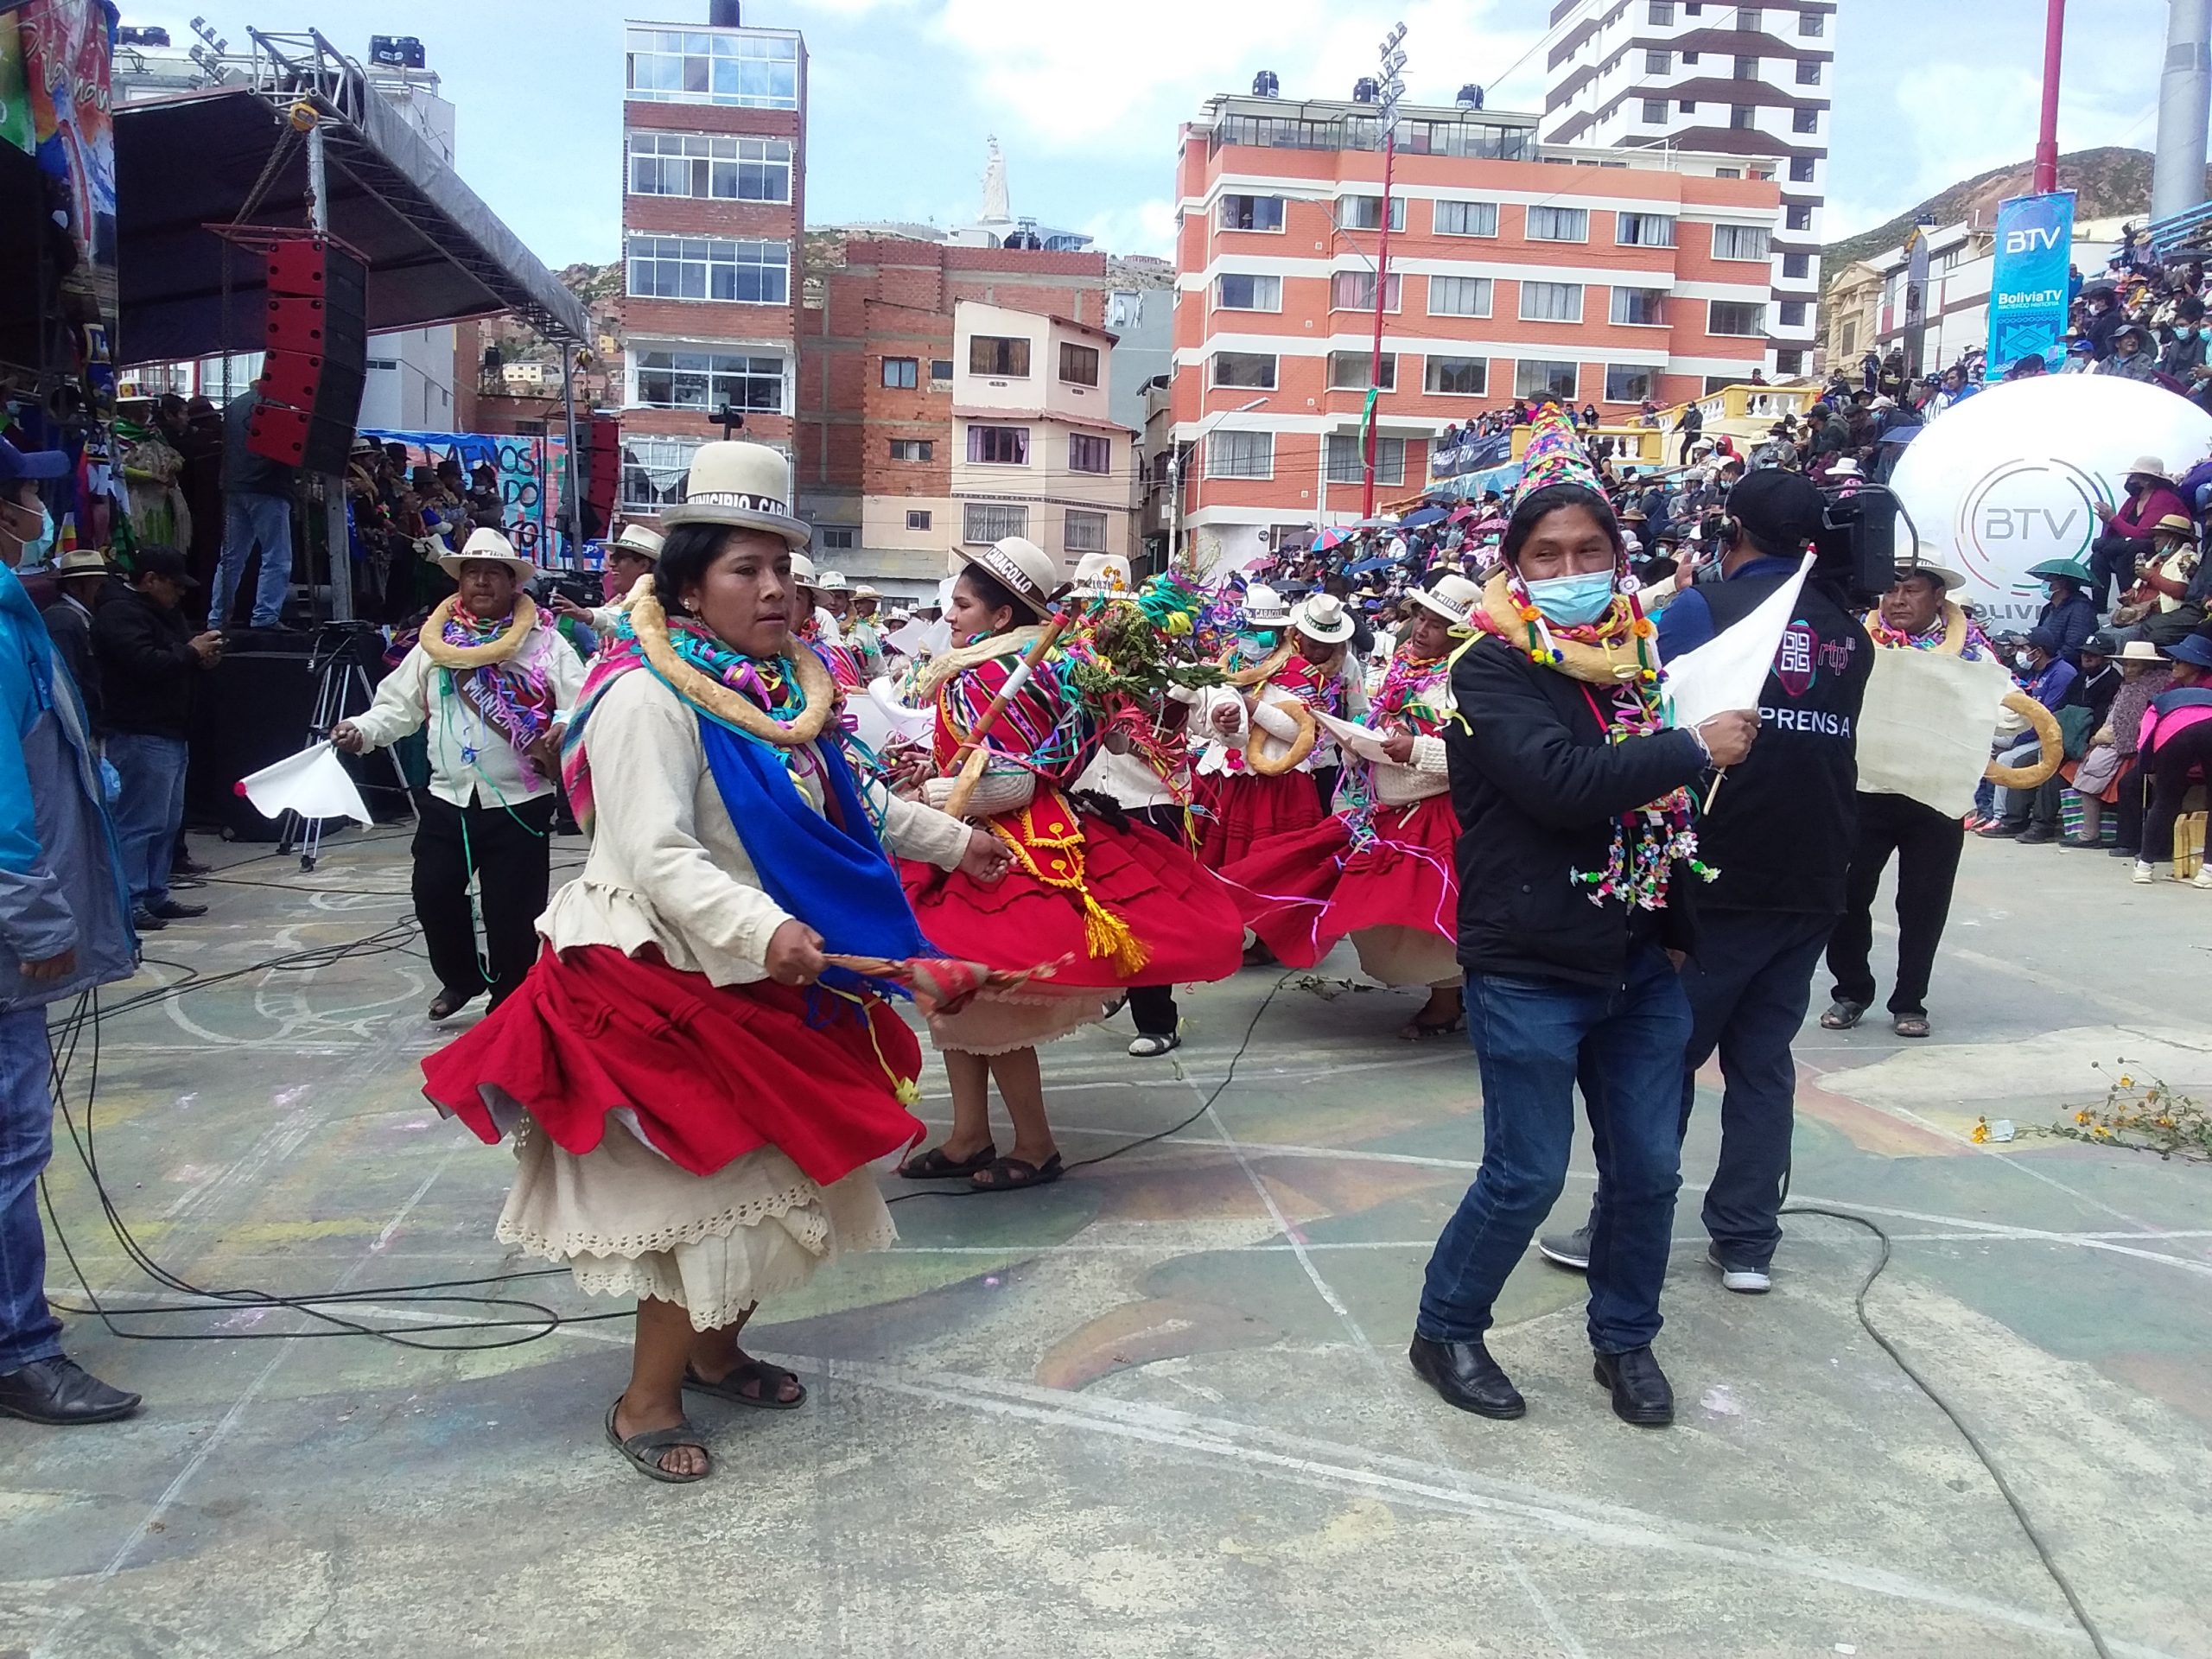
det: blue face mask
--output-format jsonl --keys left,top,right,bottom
{"left": 1524, "top": 569, "right": 1617, "bottom": 626}
{"left": 15, "top": 504, "right": 54, "bottom": 567}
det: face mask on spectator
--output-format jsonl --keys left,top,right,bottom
{"left": 1524, "top": 570, "right": 1618, "bottom": 626}
{"left": 2014, "top": 650, "right": 2035, "bottom": 671}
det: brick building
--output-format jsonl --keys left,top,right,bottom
{"left": 1170, "top": 89, "right": 1780, "bottom": 566}
{"left": 796, "top": 238, "right": 1121, "bottom": 597}
{"left": 617, "top": 11, "right": 807, "bottom": 521}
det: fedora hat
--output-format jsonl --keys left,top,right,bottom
{"left": 812, "top": 569, "right": 852, "bottom": 593}
{"left": 54, "top": 546, "right": 109, "bottom": 578}
{"left": 438, "top": 525, "right": 537, "bottom": 579}
{"left": 1070, "top": 551, "right": 1134, "bottom": 600}
{"left": 2164, "top": 632, "right": 2212, "bottom": 671}
{"left": 854, "top": 584, "right": 880, "bottom": 602}
{"left": 1242, "top": 582, "right": 1292, "bottom": 628}
{"left": 661, "top": 440, "right": 811, "bottom": 548}
{"left": 950, "top": 535, "right": 1056, "bottom": 619}
{"left": 2117, "top": 639, "right": 2168, "bottom": 663}
{"left": 789, "top": 550, "right": 818, "bottom": 587}
{"left": 1892, "top": 555, "right": 1965, "bottom": 592}
{"left": 2126, "top": 455, "right": 2175, "bottom": 484}
{"left": 1289, "top": 592, "right": 1356, "bottom": 645}
{"left": 611, "top": 522, "right": 665, "bottom": 561}
{"left": 2152, "top": 512, "right": 2197, "bottom": 540}
{"left": 1827, "top": 457, "right": 1863, "bottom": 478}
{"left": 1409, "top": 572, "right": 1481, "bottom": 627}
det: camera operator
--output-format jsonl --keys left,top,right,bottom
{"left": 550, "top": 523, "right": 663, "bottom": 638}
{"left": 1544, "top": 469, "right": 1872, "bottom": 1296}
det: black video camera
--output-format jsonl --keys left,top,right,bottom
{"left": 540, "top": 571, "right": 601, "bottom": 613}
{"left": 1812, "top": 484, "right": 1910, "bottom": 608}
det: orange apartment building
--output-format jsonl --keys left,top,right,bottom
{"left": 618, "top": 9, "right": 807, "bottom": 522}
{"left": 1173, "top": 91, "right": 1782, "bottom": 564}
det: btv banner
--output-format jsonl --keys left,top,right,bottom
{"left": 1987, "top": 192, "right": 2075, "bottom": 373}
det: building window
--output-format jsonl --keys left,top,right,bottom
{"left": 1211, "top": 350, "right": 1278, "bottom": 390}
{"left": 1067, "top": 434, "right": 1111, "bottom": 474}
{"left": 1777, "top": 348, "right": 1805, "bottom": 375}
{"left": 1325, "top": 434, "right": 1408, "bottom": 485}
{"left": 624, "top": 27, "right": 799, "bottom": 109}
{"left": 1649, "top": 0, "right": 1675, "bottom": 20}
{"left": 1640, "top": 98, "right": 1668, "bottom": 124}
{"left": 1526, "top": 206, "right": 1589, "bottom": 242}
{"left": 1336, "top": 194, "right": 1406, "bottom": 232}
{"left": 818, "top": 527, "right": 856, "bottom": 551}
{"left": 1734, "top": 54, "right": 1759, "bottom": 79}
{"left": 1433, "top": 200, "right": 1499, "bottom": 237}
{"left": 1731, "top": 105, "right": 1758, "bottom": 129}
{"left": 1218, "top": 194, "right": 1286, "bottom": 231}
{"left": 1683, "top": 50, "right": 1700, "bottom": 64}
{"left": 1716, "top": 167, "right": 1741, "bottom": 178}
{"left": 1789, "top": 155, "right": 1815, "bottom": 182}
{"left": 906, "top": 509, "right": 932, "bottom": 531}
{"left": 1515, "top": 359, "right": 1580, "bottom": 399}
{"left": 969, "top": 335, "right": 1031, "bottom": 378}
{"left": 1708, "top": 300, "right": 1767, "bottom": 335}
{"left": 1679, "top": 98, "right": 1697, "bottom": 112}
{"left": 1801, "top": 9, "right": 1824, "bottom": 35}
{"left": 630, "top": 346, "right": 785, "bottom": 413}
{"left": 1427, "top": 276, "right": 1492, "bottom": 318}
{"left": 888, "top": 439, "right": 933, "bottom": 461}
{"left": 1423, "top": 357, "right": 1490, "bottom": 397}
{"left": 1797, "top": 58, "right": 1821, "bottom": 84}
{"left": 1740, "top": 8, "right": 1763, "bottom": 31}
{"left": 1792, "top": 106, "right": 1819, "bottom": 132}
{"left": 1712, "top": 224, "right": 1772, "bottom": 261}
{"left": 1616, "top": 212, "right": 1676, "bottom": 247}
{"left": 626, "top": 235, "right": 789, "bottom": 304}
{"left": 1645, "top": 49, "right": 1673, "bottom": 73}
{"left": 882, "top": 356, "right": 918, "bottom": 389}
{"left": 1520, "top": 281, "right": 1585, "bottom": 323}
{"left": 1065, "top": 509, "right": 1109, "bottom": 552}
{"left": 1326, "top": 351, "right": 1395, "bottom": 390}
{"left": 967, "top": 425, "right": 1029, "bottom": 464}
{"left": 1839, "top": 319, "right": 1859, "bottom": 354}
{"left": 1782, "top": 251, "right": 1810, "bottom": 279}
{"left": 1784, "top": 203, "right": 1813, "bottom": 232}
{"left": 1059, "top": 342, "right": 1101, "bottom": 386}
{"left": 1205, "top": 430, "right": 1273, "bottom": 479}
{"left": 1214, "top": 273, "right": 1282, "bottom": 311}
{"left": 963, "top": 502, "right": 1028, "bottom": 543}
{"left": 1611, "top": 287, "right": 1668, "bottom": 326}
{"left": 1778, "top": 300, "right": 1808, "bottom": 327}
{"left": 620, "top": 435, "right": 703, "bottom": 513}
{"left": 930, "top": 359, "right": 955, "bottom": 382}
{"left": 1604, "top": 365, "right": 1654, "bottom": 403}
{"left": 1330, "top": 270, "right": 1402, "bottom": 311}
{"left": 626, "top": 132, "right": 791, "bottom": 201}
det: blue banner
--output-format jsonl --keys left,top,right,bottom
{"left": 1988, "top": 192, "right": 2075, "bottom": 375}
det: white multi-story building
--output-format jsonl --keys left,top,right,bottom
{"left": 1539, "top": 0, "right": 1834, "bottom": 376}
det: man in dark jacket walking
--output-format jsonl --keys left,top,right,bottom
{"left": 1410, "top": 480, "right": 1758, "bottom": 1429}
{"left": 1545, "top": 469, "right": 1872, "bottom": 1294}
{"left": 91, "top": 547, "right": 221, "bottom": 931}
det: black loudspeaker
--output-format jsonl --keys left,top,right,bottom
{"left": 246, "top": 236, "right": 369, "bottom": 476}
{"left": 186, "top": 629, "right": 404, "bottom": 841}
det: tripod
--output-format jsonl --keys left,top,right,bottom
{"left": 279, "top": 621, "right": 412, "bottom": 871}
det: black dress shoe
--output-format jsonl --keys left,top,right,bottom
{"left": 0, "top": 1357, "right": 143, "bottom": 1425}
{"left": 1593, "top": 1345, "right": 1674, "bottom": 1427}
{"left": 149, "top": 899, "right": 207, "bottom": 920}
{"left": 1408, "top": 1333, "right": 1525, "bottom": 1419}
{"left": 130, "top": 906, "right": 168, "bottom": 932}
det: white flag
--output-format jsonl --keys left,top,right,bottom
{"left": 1662, "top": 552, "right": 1815, "bottom": 732}
{"left": 846, "top": 676, "right": 938, "bottom": 755}
{"left": 238, "top": 743, "right": 373, "bottom": 827}
{"left": 1312, "top": 708, "right": 1397, "bottom": 766}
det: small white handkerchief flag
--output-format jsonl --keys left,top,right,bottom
{"left": 1662, "top": 551, "right": 1815, "bottom": 731}
{"left": 237, "top": 743, "right": 373, "bottom": 828}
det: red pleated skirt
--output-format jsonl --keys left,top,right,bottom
{"left": 904, "top": 809, "right": 1245, "bottom": 990}
{"left": 420, "top": 944, "right": 924, "bottom": 1183}
{"left": 1193, "top": 769, "right": 1327, "bottom": 870}
{"left": 1220, "top": 794, "right": 1461, "bottom": 970}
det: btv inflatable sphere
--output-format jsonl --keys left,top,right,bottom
{"left": 1889, "top": 375, "right": 2212, "bottom": 633}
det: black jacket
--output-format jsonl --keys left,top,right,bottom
{"left": 1446, "top": 637, "right": 1707, "bottom": 988}
{"left": 39, "top": 597, "right": 102, "bottom": 734}
{"left": 92, "top": 588, "right": 200, "bottom": 738}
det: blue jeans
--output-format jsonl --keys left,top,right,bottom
{"left": 1419, "top": 941, "right": 1690, "bottom": 1353}
{"left": 0, "top": 1008, "right": 62, "bottom": 1373}
{"left": 106, "top": 731, "right": 189, "bottom": 912}
{"left": 213, "top": 489, "right": 294, "bottom": 626}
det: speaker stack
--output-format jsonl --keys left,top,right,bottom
{"left": 245, "top": 234, "right": 370, "bottom": 476}
{"left": 581, "top": 414, "right": 620, "bottom": 539}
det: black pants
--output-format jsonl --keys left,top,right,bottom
{"left": 1676, "top": 908, "right": 1834, "bottom": 1269}
{"left": 1825, "top": 792, "right": 1964, "bottom": 1018}
{"left": 2140, "top": 725, "right": 2212, "bottom": 861}
{"left": 1678, "top": 430, "right": 1700, "bottom": 465}
{"left": 1125, "top": 804, "right": 1184, "bottom": 1037}
{"left": 2113, "top": 757, "right": 2149, "bottom": 852}
{"left": 411, "top": 790, "right": 555, "bottom": 1007}
{"left": 2088, "top": 537, "right": 2142, "bottom": 613}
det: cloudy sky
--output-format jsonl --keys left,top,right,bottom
{"left": 134, "top": 0, "right": 2170, "bottom": 265}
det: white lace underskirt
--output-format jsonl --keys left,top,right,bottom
{"left": 923, "top": 982, "right": 1116, "bottom": 1056}
{"left": 495, "top": 1119, "right": 896, "bottom": 1332}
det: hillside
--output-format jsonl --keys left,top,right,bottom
{"left": 1823, "top": 146, "right": 2180, "bottom": 270}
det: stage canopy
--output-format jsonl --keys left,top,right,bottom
{"left": 112, "top": 30, "right": 588, "bottom": 366}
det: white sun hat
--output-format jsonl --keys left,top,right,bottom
{"left": 610, "top": 522, "right": 665, "bottom": 561}
{"left": 1242, "top": 582, "right": 1292, "bottom": 627}
{"left": 950, "top": 535, "right": 1058, "bottom": 619}
{"left": 1071, "top": 551, "right": 1135, "bottom": 600}
{"left": 660, "top": 440, "right": 811, "bottom": 548}
{"left": 1409, "top": 572, "right": 1482, "bottom": 627}
{"left": 438, "top": 525, "right": 537, "bottom": 579}
{"left": 1290, "top": 592, "right": 1356, "bottom": 645}
{"left": 813, "top": 569, "right": 852, "bottom": 593}
{"left": 789, "top": 550, "right": 818, "bottom": 587}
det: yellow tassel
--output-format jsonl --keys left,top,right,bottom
{"left": 894, "top": 1076, "right": 921, "bottom": 1107}
{"left": 1081, "top": 893, "right": 1150, "bottom": 975}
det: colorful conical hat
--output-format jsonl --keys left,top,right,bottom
{"left": 1515, "top": 402, "right": 1600, "bottom": 501}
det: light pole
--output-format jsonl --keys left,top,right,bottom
{"left": 1362, "top": 22, "right": 1408, "bottom": 522}
{"left": 1171, "top": 395, "right": 1269, "bottom": 573}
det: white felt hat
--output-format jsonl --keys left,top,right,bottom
{"left": 951, "top": 535, "right": 1057, "bottom": 619}
{"left": 660, "top": 440, "right": 810, "bottom": 547}
{"left": 438, "top": 525, "right": 537, "bottom": 579}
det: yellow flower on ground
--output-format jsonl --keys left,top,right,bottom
{"left": 2075, "top": 1110, "right": 2093, "bottom": 1125}
{"left": 2119, "top": 1074, "right": 2134, "bottom": 1088}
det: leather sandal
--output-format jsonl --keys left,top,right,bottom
{"left": 683, "top": 1357, "right": 805, "bottom": 1411}
{"left": 604, "top": 1399, "right": 711, "bottom": 1484}
{"left": 1819, "top": 999, "right": 1866, "bottom": 1030}
{"left": 899, "top": 1141, "right": 996, "bottom": 1180}
{"left": 1891, "top": 1013, "right": 1931, "bottom": 1039}
{"left": 971, "top": 1152, "right": 1065, "bottom": 1192}
{"left": 427, "top": 988, "right": 479, "bottom": 1022}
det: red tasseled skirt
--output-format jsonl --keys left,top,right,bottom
{"left": 1219, "top": 794, "right": 1461, "bottom": 970}
{"left": 1192, "top": 769, "right": 1327, "bottom": 871}
{"left": 903, "top": 807, "right": 1245, "bottom": 990}
{"left": 419, "top": 944, "right": 924, "bottom": 1182}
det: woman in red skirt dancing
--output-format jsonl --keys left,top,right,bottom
{"left": 420, "top": 442, "right": 1008, "bottom": 1483}
{"left": 899, "top": 537, "right": 1245, "bottom": 1190}
{"left": 1192, "top": 588, "right": 1369, "bottom": 869}
{"left": 1222, "top": 575, "right": 1481, "bottom": 1038}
